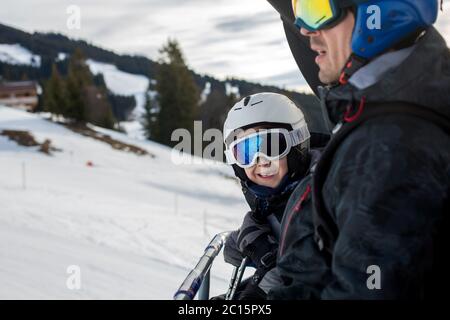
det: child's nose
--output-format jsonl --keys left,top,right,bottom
{"left": 257, "top": 156, "right": 271, "bottom": 166}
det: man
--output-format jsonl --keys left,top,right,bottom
{"left": 266, "top": 0, "right": 450, "bottom": 299}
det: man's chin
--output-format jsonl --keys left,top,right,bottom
{"left": 318, "top": 70, "right": 340, "bottom": 85}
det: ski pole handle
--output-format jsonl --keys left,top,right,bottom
{"left": 225, "top": 265, "right": 240, "bottom": 300}
{"left": 227, "top": 256, "right": 249, "bottom": 300}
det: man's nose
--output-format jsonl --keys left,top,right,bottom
{"left": 300, "top": 27, "right": 319, "bottom": 37}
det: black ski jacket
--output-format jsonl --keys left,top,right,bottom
{"left": 270, "top": 27, "right": 450, "bottom": 300}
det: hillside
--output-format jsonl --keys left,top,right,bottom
{"left": 0, "top": 22, "right": 326, "bottom": 134}
{"left": 0, "top": 105, "right": 250, "bottom": 299}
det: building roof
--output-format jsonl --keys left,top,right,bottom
{"left": 0, "top": 80, "right": 38, "bottom": 93}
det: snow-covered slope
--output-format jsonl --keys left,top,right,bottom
{"left": 0, "top": 43, "right": 41, "bottom": 67}
{"left": 86, "top": 59, "right": 151, "bottom": 140}
{"left": 86, "top": 59, "right": 149, "bottom": 99}
{"left": 0, "top": 105, "right": 249, "bottom": 299}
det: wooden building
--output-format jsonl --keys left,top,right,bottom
{"left": 0, "top": 81, "right": 39, "bottom": 111}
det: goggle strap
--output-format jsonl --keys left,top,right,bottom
{"left": 340, "top": 0, "right": 356, "bottom": 7}
{"left": 341, "top": 0, "right": 368, "bottom": 7}
{"left": 289, "top": 126, "right": 311, "bottom": 147}
{"left": 224, "top": 149, "right": 235, "bottom": 164}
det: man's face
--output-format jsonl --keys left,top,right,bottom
{"left": 300, "top": 11, "right": 355, "bottom": 84}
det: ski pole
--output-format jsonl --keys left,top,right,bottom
{"left": 227, "top": 256, "right": 249, "bottom": 300}
{"left": 174, "top": 231, "right": 230, "bottom": 300}
{"left": 198, "top": 269, "right": 210, "bottom": 300}
{"left": 225, "top": 265, "right": 240, "bottom": 300}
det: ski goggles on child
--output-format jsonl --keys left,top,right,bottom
{"left": 292, "top": 0, "right": 357, "bottom": 31}
{"left": 225, "top": 128, "right": 310, "bottom": 169}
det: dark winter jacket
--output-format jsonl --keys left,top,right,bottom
{"left": 223, "top": 148, "right": 325, "bottom": 296}
{"left": 223, "top": 174, "right": 303, "bottom": 276}
{"left": 269, "top": 27, "right": 450, "bottom": 300}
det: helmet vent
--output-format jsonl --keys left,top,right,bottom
{"left": 251, "top": 100, "right": 263, "bottom": 106}
{"left": 243, "top": 96, "right": 251, "bottom": 106}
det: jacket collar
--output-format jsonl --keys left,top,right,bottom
{"left": 319, "top": 27, "right": 450, "bottom": 128}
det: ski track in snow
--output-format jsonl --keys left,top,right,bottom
{"left": 0, "top": 105, "right": 249, "bottom": 299}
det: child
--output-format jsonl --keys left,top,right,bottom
{"left": 221, "top": 92, "right": 316, "bottom": 300}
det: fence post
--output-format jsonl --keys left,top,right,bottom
{"left": 22, "top": 161, "right": 26, "bottom": 190}
{"left": 174, "top": 193, "right": 178, "bottom": 215}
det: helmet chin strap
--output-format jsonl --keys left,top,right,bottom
{"left": 338, "top": 54, "right": 368, "bottom": 85}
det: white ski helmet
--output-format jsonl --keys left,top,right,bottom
{"left": 223, "top": 92, "right": 310, "bottom": 146}
{"left": 223, "top": 92, "right": 311, "bottom": 181}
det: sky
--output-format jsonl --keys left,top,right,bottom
{"left": 0, "top": 0, "right": 449, "bottom": 93}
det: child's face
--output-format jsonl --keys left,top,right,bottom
{"left": 238, "top": 127, "right": 289, "bottom": 188}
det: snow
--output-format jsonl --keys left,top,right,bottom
{"left": 225, "top": 82, "right": 240, "bottom": 98}
{"left": 86, "top": 59, "right": 152, "bottom": 140}
{"left": 86, "top": 59, "right": 149, "bottom": 105}
{"left": 56, "top": 52, "right": 67, "bottom": 62}
{"left": 0, "top": 43, "right": 41, "bottom": 67}
{"left": 200, "top": 81, "right": 211, "bottom": 104}
{"left": 0, "top": 105, "right": 249, "bottom": 299}
{"left": 36, "top": 83, "right": 43, "bottom": 95}
{"left": 119, "top": 120, "right": 147, "bottom": 141}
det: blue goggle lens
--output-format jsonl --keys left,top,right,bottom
{"left": 232, "top": 132, "right": 288, "bottom": 166}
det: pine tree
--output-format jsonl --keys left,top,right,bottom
{"left": 65, "top": 48, "right": 93, "bottom": 122}
{"left": 151, "top": 39, "right": 200, "bottom": 147}
{"left": 83, "top": 85, "right": 116, "bottom": 129}
{"left": 200, "top": 88, "right": 237, "bottom": 162}
{"left": 201, "top": 87, "right": 237, "bottom": 131}
{"left": 98, "top": 92, "right": 116, "bottom": 130}
{"left": 43, "top": 64, "right": 67, "bottom": 119}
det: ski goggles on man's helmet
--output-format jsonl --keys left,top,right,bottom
{"left": 292, "top": 0, "right": 356, "bottom": 31}
{"left": 225, "top": 128, "right": 310, "bottom": 169}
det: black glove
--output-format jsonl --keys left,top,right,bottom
{"left": 236, "top": 212, "right": 278, "bottom": 276}
{"left": 240, "top": 234, "right": 277, "bottom": 274}
{"left": 223, "top": 230, "right": 244, "bottom": 267}
{"left": 236, "top": 277, "right": 267, "bottom": 300}
{"left": 210, "top": 293, "right": 226, "bottom": 300}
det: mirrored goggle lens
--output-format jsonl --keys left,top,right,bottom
{"left": 232, "top": 132, "right": 288, "bottom": 166}
{"left": 292, "top": 0, "right": 335, "bottom": 30}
